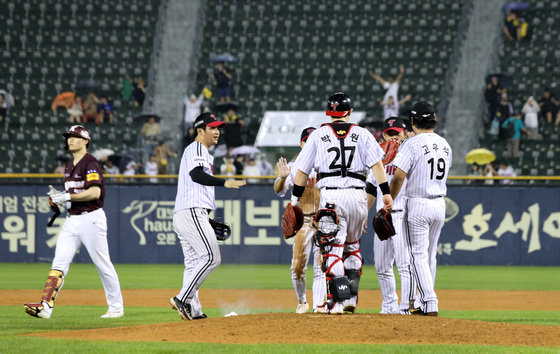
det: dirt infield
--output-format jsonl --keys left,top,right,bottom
{"left": 10, "top": 289, "right": 560, "bottom": 347}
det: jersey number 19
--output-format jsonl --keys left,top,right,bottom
{"left": 427, "top": 157, "right": 446, "bottom": 180}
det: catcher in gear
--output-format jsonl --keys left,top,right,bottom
{"left": 366, "top": 117, "right": 416, "bottom": 314}
{"left": 275, "top": 127, "right": 327, "bottom": 314}
{"left": 290, "top": 93, "right": 393, "bottom": 315}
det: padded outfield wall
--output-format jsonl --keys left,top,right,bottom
{"left": 0, "top": 184, "right": 559, "bottom": 265}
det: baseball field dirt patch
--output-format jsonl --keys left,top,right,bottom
{"left": 9, "top": 289, "right": 560, "bottom": 346}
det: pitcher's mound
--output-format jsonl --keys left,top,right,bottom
{"left": 29, "top": 313, "right": 560, "bottom": 346}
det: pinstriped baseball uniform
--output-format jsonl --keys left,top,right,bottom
{"left": 392, "top": 133, "right": 452, "bottom": 314}
{"left": 297, "top": 122, "right": 384, "bottom": 312}
{"left": 369, "top": 165, "right": 415, "bottom": 314}
{"left": 275, "top": 161, "right": 326, "bottom": 311}
{"left": 173, "top": 141, "right": 220, "bottom": 318}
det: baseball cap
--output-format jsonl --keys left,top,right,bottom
{"left": 410, "top": 101, "right": 436, "bottom": 120}
{"left": 193, "top": 112, "right": 224, "bottom": 129}
{"left": 300, "top": 127, "right": 316, "bottom": 142}
{"left": 383, "top": 117, "right": 407, "bottom": 133}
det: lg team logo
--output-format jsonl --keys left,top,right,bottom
{"left": 386, "top": 119, "right": 396, "bottom": 127}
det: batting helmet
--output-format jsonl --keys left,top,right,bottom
{"left": 63, "top": 125, "right": 90, "bottom": 150}
{"left": 409, "top": 101, "right": 436, "bottom": 122}
{"left": 326, "top": 92, "right": 353, "bottom": 118}
{"left": 63, "top": 125, "right": 91, "bottom": 140}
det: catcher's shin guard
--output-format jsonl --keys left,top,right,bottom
{"left": 41, "top": 269, "right": 64, "bottom": 308}
{"left": 327, "top": 276, "right": 352, "bottom": 307}
{"left": 345, "top": 269, "right": 361, "bottom": 296}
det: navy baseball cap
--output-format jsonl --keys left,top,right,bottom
{"left": 383, "top": 117, "right": 407, "bottom": 133}
{"left": 193, "top": 112, "right": 225, "bottom": 129}
{"left": 300, "top": 127, "right": 316, "bottom": 142}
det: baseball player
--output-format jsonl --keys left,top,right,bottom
{"left": 24, "top": 125, "right": 124, "bottom": 319}
{"left": 170, "top": 112, "right": 245, "bottom": 321}
{"left": 290, "top": 92, "right": 393, "bottom": 314}
{"left": 390, "top": 102, "right": 452, "bottom": 316}
{"left": 367, "top": 117, "right": 416, "bottom": 314}
{"left": 274, "top": 127, "right": 326, "bottom": 314}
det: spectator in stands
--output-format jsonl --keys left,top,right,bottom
{"left": 98, "top": 96, "right": 115, "bottom": 124}
{"left": 220, "top": 155, "right": 237, "bottom": 180}
{"left": 103, "top": 159, "right": 120, "bottom": 175}
{"left": 483, "top": 163, "right": 497, "bottom": 185}
{"left": 133, "top": 77, "right": 146, "bottom": 107}
{"left": 522, "top": 96, "right": 540, "bottom": 139}
{"left": 501, "top": 111, "right": 533, "bottom": 157}
{"left": 503, "top": 10, "right": 528, "bottom": 41}
{"left": 123, "top": 160, "right": 141, "bottom": 177}
{"left": 145, "top": 154, "right": 159, "bottom": 183}
{"left": 53, "top": 156, "right": 68, "bottom": 174}
{"left": 496, "top": 92, "right": 514, "bottom": 123}
{"left": 153, "top": 140, "right": 178, "bottom": 174}
{"left": 224, "top": 108, "right": 245, "bottom": 155}
{"left": 368, "top": 65, "right": 405, "bottom": 102}
{"left": 183, "top": 126, "right": 196, "bottom": 150}
{"left": 140, "top": 116, "right": 161, "bottom": 157}
{"left": 67, "top": 95, "right": 83, "bottom": 123}
{"left": 380, "top": 94, "right": 411, "bottom": 119}
{"left": 538, "top": 88, "right": 560, "bottom": 126}
{"left": 243, "top": 157, "right": 261, "bottom": 184}
{"left": 233, "top": 155, "right": 245, "bottom": 177}
{"left": 82, "top": 92, "right": 101, "bottom": 125}
{"left": 183, "top": 90, "right": 205, "bottom": 128}
{"left": 256, "top": 154, "right": 274, "bottom": 179}
{"left": 484, "top": 76, "right": 503, "bottom": 119}
{"left": 467, "top": 163, "right": 483, "bottom": 185}
{"left": 496, "top": 161, "right": 516, "bottom": 184}
{"left": 212, "top": 62, "right": 232, "bottom": 102}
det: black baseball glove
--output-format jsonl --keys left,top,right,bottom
{"left": 209, "top": 218, "right": 231, "bottom": 241}
{"left": 373, "top": 209, "right": 396, "bottom": 241}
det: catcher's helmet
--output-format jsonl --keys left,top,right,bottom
{"left": 63, "top": 125, "right": 91, "bottom": 140}
{"left": 409, "top": 101, "right": 436, "bottom": 122}
{"left": 326, "top": 92, "right": 353, "bottom": 118}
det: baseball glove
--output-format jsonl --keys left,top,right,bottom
{"left": 209, "top": 218, "right": 231, "bottom": 241}
{"left": 379, "top": 139, "right": 400, "bottom": 165}
{"left": 373, "top": 208, "right": 396, "bottom": 241}
{"left": 282, "top": 203, "right": 304, "bottom": 239}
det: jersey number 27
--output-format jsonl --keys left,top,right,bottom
{"left": 328, "top": 146, "right": 355, "bottom": 170}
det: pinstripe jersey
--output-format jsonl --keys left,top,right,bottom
{"left": 392, "top": 133, "right": 452, "bottom": 198}
{"left": 297, "top": 122, "right": 384, "bottom": 189}
{"left": 368, "top": 161, "right": 408, "bottom": 211}
{"left": 174, "top": 141, "right": 216, "bottom": 212}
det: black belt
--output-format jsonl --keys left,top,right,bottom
{"left": 303, "top": 213, "right": 316, "bottom": 217}
{"left": 427, "top": 195, "right": 444, "bottom": 199}
{"left": 317, "top": 171, "right": 366, "bottom": 182}
{"left": 325, "top": 187, "right": 364, "bottom": 190}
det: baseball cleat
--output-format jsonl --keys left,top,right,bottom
{"left": 296, "top": 303, "right": 309, "bottom": 314}
{"left": 24, "top": 301, "right": 52, "bottom": 319}
{"left": 100, "top": 311, "right": 124, "bottom": 318}
{"left": 343, "top": 305, "right": 356, "bottom": 313}
{"left": 329, "top": 303, "right": 344, "bottom": 315}
{"left": 313, "top": 306, "right": 328, "bottom": 314}
{"left": 410, "top": 307, "right": 425, "bottom": 315}
{"left": 169, "top": 296, "right": 193, "bottom": 321}
{"left": 192, "top": 313, "right": 208, "bottom": 320}
{"left": 425, "top": 311, "right": 438, "bottom": 317}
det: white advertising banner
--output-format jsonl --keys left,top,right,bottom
{"left": 254, "top": 111, "right": 366, "bottom": 147}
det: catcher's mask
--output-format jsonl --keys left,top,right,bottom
{"left": 312, "top": 203, "right": 339, "bottom": 252}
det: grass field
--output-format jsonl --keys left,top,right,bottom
{"left": 1, "top": 263, "right": 559, "bottom": 353}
